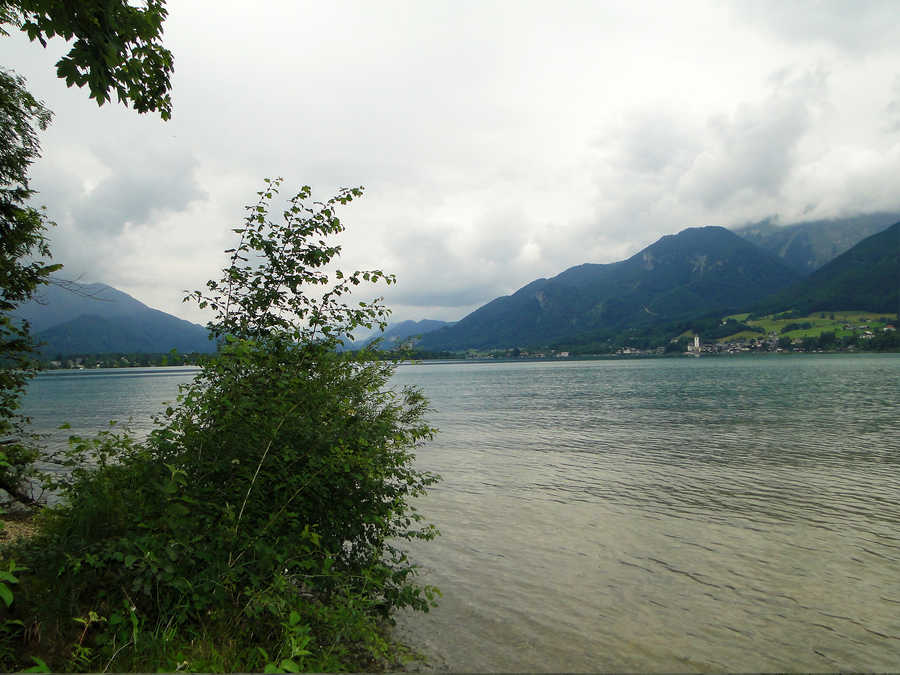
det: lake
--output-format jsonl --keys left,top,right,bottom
{"left": 19, "top": 355, "right": 900, "bottom": 671}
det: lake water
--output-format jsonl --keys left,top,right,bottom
{"left": 19, "top": 355, "right": 900, "bottom": 671}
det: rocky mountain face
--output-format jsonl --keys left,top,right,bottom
{"left": 732, "top": 212, "right": 899, "bottom": 276}
{"left": 754, "top": 221, "right": 900, "bottom": 316}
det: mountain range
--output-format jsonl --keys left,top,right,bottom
{"left": 417, "top": 219, "right": 899, "bottom": 352}
{"left": 14, "top": 283, "right": 214, "bottom": 357}
{"left": 348, "top": 319, "right": 453, "bottom": 350}
{"left": 417, "top": 226, "right": 801, "bottom": 351}
{"left": 12, "top": 214, "right": 898, "bottom": 356}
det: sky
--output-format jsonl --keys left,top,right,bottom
{"left": 5, "top": 0, "right": 900, "bottom": 326}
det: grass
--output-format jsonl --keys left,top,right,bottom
{"left": 718, "top": 330, "right": 763, "bottom": 341}
{"left": 719, "top": 310, "right": 897, "bottom": 343}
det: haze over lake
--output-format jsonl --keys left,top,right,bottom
{"left": 21, "top": 355, "right": 900, "bottom": 671}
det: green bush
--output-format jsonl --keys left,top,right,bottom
{"left": 2, "top": 180, "right": 439, "bottom": 672}
{"left": 780, "top": 322, "right": 812, "bottom": 334}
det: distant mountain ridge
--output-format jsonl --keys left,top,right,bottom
{"left": 14, "top": 282, "right": 214, "bottom": 356}
{"left": 732, "top": 212, "right": 899, "bottom": 276}
{"left": 16, "top": 282, "right": 158, "bottom": 333}
{"left": 348, "top": 319, "right": 453, "bottom": 350}
{"left": 418, "top": 226, "right": 800, "bottom": 350}
{"left": 753, "top": 221, "right": 900, "bottom": 316}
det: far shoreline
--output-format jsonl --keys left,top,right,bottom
{"left": 29, "top": 348, "right": 900, "bottom": 376}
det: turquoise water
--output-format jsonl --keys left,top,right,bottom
{"left": 19, "top": 355, "right": 900, "bottom": 671}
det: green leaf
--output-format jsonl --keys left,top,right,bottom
{"left": 22, "top": 656, "right": 51, "bottom": 673}
{"left": 0, "top": 570, "right": 19, "bottom": 584}
{"left": 0, "top": 583, "right": 14, "bottom": 607}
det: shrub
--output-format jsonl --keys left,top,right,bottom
{"left": 780, "top": 322, "right": 812, "bottom": 334}
{"left": 3, "top": 179, "right": 439, "bottom": 672}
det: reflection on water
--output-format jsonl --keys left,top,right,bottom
{"left": 390, "top": 355, "right": 900, "bottom": 672}
{"left": 18, "top": 356, "right": 900, "bottom": 671}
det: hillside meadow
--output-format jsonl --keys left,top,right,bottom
{"left": 719, "top": 311, "right": 896, "bottom": 342}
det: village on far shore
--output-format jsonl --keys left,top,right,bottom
{"left": 437, "top": 311, "right": 899, "bottom": 360}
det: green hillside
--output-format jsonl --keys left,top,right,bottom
{"left": 720, "top": 310, "right": 896, "bottom": 341}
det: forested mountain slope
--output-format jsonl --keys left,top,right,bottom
{"left": 418, "top": 226, "right": 799, "bottom": 350}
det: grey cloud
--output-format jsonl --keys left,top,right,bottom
{"left": 31, "top": 143, "right": 207, "bottom": 236}
{"left": 733, "top": 0, "right": 900, "bottom": 54}
{"left": 27, "top": 142, "right": 208, "bottom": 284}
{"left": 583, "top": 69, "right": 834, "bottom": 258}
{"left": 386, "top": 284, "right": 509, "bottom": 310}
{"left": 71, "top": 146, "right": 206, "bottom": 235}
{"left": 368, "top": 208, "right": 565, "bottom": 317}
{"left": 617, "top": 112, "right": 702, "bottom": 176}
{"left": 886, "top": 77, "right": 900, "bottom": 134}
{"left": 689, "top": 105, "right": 806, "bottom": 207}
{"left": 682, "top": 69, "right": 825, "bottom": 208}
{"left": 378, "top": 228, "right": 516, "bottom": 310}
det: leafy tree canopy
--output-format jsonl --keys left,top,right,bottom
{"left": 0, "top": 68, "right": 58, "bottom": 453}
{"left": 1, "top": 0, "right": 172, "bottom": 501}
{"left": 0, "top": 69, "right": 57, "bottom": 313}
{"left": 1, "top": 0, "right": 174, "bottom": 118}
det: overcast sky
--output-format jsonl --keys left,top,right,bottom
{"left": 6, "top": 0, "right": 900, "bottom": 325}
